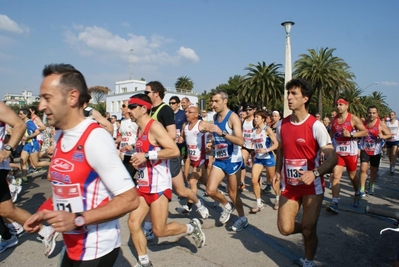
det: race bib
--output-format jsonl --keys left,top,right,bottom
{"left": 215, "top": 143, "right": 229, "bottom": 159}
{"left": 335, "top": 140, "right": 351, "bottom": 156}
{"left": 136, "top": 165, "right": 149, "bottom": 187}
{"left": 188, "top": 144, "right": 200, "bottom": 161}
{"left": 53, "top": 183, "right": 84, "bottom": 213}
{"left": 285, "top": 159, "right": 307, "bottom": 186}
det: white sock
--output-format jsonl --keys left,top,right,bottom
{"left": 186, "top": 223, "right": 194, "bottom": 234}
{"left": 38, "top": 225, "right": 52, "bottom": 238}
{"left": 276, "top": 195, "right": 280, "bottom": 202}
{"left": 195, "top": 201, "right": 202, "bottom": 208}
{"left": 143, "top": 222, "right": 152, "bottom": 231}
{"left": 138, "top": 254, "right": 150, "bottom": 265}
{"left": 224, "top": 202, "right": 232, "bottom": 210}
{"left": 256, "top": 199, "right": 262, "bottom": 206}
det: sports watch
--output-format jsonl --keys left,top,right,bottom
{"left": 144, "top": 152, "right": 149, "bottom": 160}
{"left": 74, "top": 213, "right": 86, "bottom": 229}
{"left": 4, "top": 144, "right": 13, "bottom": 152}
{"left": 221, "top": 131, "right": 228, "bottom": 137}
{"left": 312, "top": 170, "right": 320, "bottom": 177}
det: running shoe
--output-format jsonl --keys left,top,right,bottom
{"left": 196, "top": 205, "right": 209, "bottom": 219}
{"left": 0, "top": 235, "right": 18, "bottom": 253}
{"left": 9, "top": 184, "right": 18, "bottom": 203}
{"left": 391, "top": 166, "right": 395, "bottom": 175}
{"left": 219, "top": 203, "right": 235, "bottom": 224}
{"left": 231, "top": 217, "right": 249, "bottom": 232}
{"left": 360, "top": 191, "right": 366, "bottom": 198}
{"left": 175, "top": 205, "right": 192, "bottom": 215}
{"left": 7, "top": 222, "right": 24, "bottom": 237}
{"left": 189, "top": 218, "right": 205, "bottom": 248}
{"left": 300, "top": 258, "right": 316, "bottom": 267}
{"left": 250, "top": 203, "right": 264, "bottom": 213}
{"left": 367, "top": 185, "right": 375, "bottom": 195}
{"left": 39, "top": 227, "right": 59, "bottom": 257}
{"left": 142, "top": 227, "right": 155, "bottom": 241}
{"left": 326, "top": 202, "right": 339, "bottom": 214}
{"left": 15, "top": 177, "right": 22, "bottom": 187}
{"left": 353, "top": 194, "right": 361, "bottom": 208}
{"left": 262, "top": 184, "right": 272, "bottom": 194}
{"left": 22, "top": 178, "right": 29, "bottom": 184}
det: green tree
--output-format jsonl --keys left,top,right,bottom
{"left": 293, "top": 47, "right": 355, "bottom": 116}
{"left": 175, "top": 76, "right": 194, "bottom": 91}
{"left": 88, "top": 86, "right": 110, "bottom": 104}
{"left": 363, "top": 91, "right": 390, "bottom": 118}
{"left": 238, "top": 62, "right": 284, "bottom": 110}
{"left": 212, "top": 75, "right": 242, "bottom": 111}
{"left": 340, "top": 87, "right": 367, "bottom": 117}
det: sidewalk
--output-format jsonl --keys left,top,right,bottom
{"left": 1, "top": 157, "right": 398, "bottom": 266}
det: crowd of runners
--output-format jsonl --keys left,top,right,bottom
{"left": 0, "top": 63, "right": 398, "bottom": 267}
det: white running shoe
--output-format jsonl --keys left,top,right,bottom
{"left": 9, "top": 184, "right": 18, "bottom": 203}
{"left": 175, "top": 205, "right": 192, "bottom": 215}
{"left": 39, "top": 227, "right": 59, "bottom": 257}
{"left": 7, "top": 222, "right": 24, "bottom": 236}
{"left": 189, "top": 218, "right": 205, "bottom": 248}
{"left": 219, "top": 203, "right": 235, "bottom": 224}
{"left": 196, "top": 205, "right": 209, "bottom": 219}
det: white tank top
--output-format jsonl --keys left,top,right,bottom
{"left": 242, "top": 119, "right": 254, "bottom": 149}
{"left": 184, "top": 120, "right": 208, "bottom": 162}
{"left": 387, "top": 119, "right": 399, "bottom": 142}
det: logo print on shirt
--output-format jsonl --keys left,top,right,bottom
{"left": 52, "top": 159, "right": 75, "bottom": 172}
{"left": 72, "top": 151, "right": 84, "bottom": 162}
{"left": 77, "top": 145, "right": 83, "bottom": 150}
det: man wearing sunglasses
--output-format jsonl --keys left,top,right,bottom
{"left": 141, "top": 82, "right": 209, "bottom": 241}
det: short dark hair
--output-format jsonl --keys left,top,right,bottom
{"left": 20, "top": 108, "right": 30, "bottom": 117}
{"left": 254, "top": 110, "right": 268, "bottom": 121}
{"left": 286, "top": 78, "right": 313, "bottom": 108}
{"left": 368, "top": 105, "right": 378, "bottom": 112}
{"left": 30, "top": 106, "right": 38, "bottom": 113}
{"left": 146, "top": 81, "right": 165, "bottom": 99}
{"left": 42, "top": 64, "right": 91, "bottom": 107}
{"left": 170, "top": 96, "right": 181, "bottom": 103}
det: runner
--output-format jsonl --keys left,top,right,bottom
{"left": 177, "top": 106, "right": 210, "bottom": 213}
{"left": 24, "top": 63, "right": 139, "bottom": 266}
{"left": 274, "top": 78, "right": 337, "bottom": 267}
{"left": 359, "top": 106, "right": 392, "bottom": 196}
{"left": 127, "top": 94, "right": 205, "bottom": 267}
{"left": 386, "top": 111, "right": 399, "bottom": 175}
{"left": 239, "top": 102, "right": 256, "bottom": 192}
{"left": 250, "top": 110, "right": 280, "bottom": 212}
{"left": 205, "top": 89, "right": 248, "bottom": 231}
{"left": 326, "top": 98, "right": 367, "bottom": 213}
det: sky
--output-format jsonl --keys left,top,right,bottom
{"left": 1, "top": 1, "right": 398, "bottom": 114}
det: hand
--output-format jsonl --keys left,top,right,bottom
{"left": 41, "top": 210, "right": 76, "bottom": 232}
{"left": 130, "top": 153, "right": 146, "bottom": 169}
{"left": 255, "top": 148, "right": 267, "bottom": 154}
{"left": 47, "top": 145, "right": 55, "bottom": 155}
{"left": 273, "top": 173, "right": 281, "bottom": 185}
{"left": 177, "top": 136, "right": 184, "bottom": 144}
{"left": 342, "top": 129, "right": 350, "bottom": 138}
{"left": 297, "top": 170, "right": 316, "bottom": 185}
{"left": 208, "top": 124, "right": 222, "bottom": 135}
{"left": 24, "top": 210, "right": 47, "bottom": 233}
{"left": 0, "top": 150, "right": 11, "bottom": 162}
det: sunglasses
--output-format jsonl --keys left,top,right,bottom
{"left": 121, "top": 104, "right": 127, "bottom": 108}
{"left": 144, "top": 91, "right": 155, "bottom": 95}
{"left": 169, "top": 102, "right": 177, "bottom": 105}
{"left": 246, "top": 108, "right": 253, "bottom": 111}
{"left": 128, "top": 104, "right": 140, "bottom": 109}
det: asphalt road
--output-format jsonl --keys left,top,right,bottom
{"left": 1, "top": 157, "right": 398, "bottom": 266}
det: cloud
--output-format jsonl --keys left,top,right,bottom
{"left": 379, "top": 81, "right": 398, "bottom": 87}
{"left": 63, "top": 25, "right": 199, "bottom": 66}
{"left": 177, "top": 46, "right": 200, "bottom": 62}
{"left": 0, "top": 14, "right": 30, "bottom": 34}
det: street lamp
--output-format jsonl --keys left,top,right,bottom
{"left": 363, "top": 82, "right": 378, "bottom": 91}
{"left": 281, "top": 21, "right": 295, "bottom": 117}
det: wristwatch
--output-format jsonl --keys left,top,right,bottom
{"left": 350, "top": 131, "right": 354, "bottom": 138}
{"left": 4, "top": 144, "right": 13, "bottom": 153}
{"left": 74, "top": 213, "right": 86, "bottom": 229}
{"left": 144, "top": 152, "right": 149, "bottom": 160}
{"left": 221, "top": 130, "right": 228, "bottom": 137}
{"left": 313, "top": 170, "right": 320, "bottom": 177}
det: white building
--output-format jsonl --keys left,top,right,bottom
{"left": 106, "top": 79, "right": 199, "bottom": 119}
{"left": 2, "top": 90, "right": 40, "bottom": 106}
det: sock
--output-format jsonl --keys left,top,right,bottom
{"left": 369, "top": 183, "right": 374, "bottom": 187}
{"left": 332, "top": 198, "right": 339, "bottom": 203}
{"left": 360, "top": 186, "right": 365, "bottom": 192}
{"left": 38, "top": 225, "right": 52, "bottom": 238}
{"left": 186, "top": 223, "right": 194, "bottom": 234}
{"left": 224, "top": 202, "right": 232, "bottom": 211}
{"left": 256, "top": 198, "right": 262, "bottom": 206}
{"left": 138, "top": 254, "right": 150, "bottom": 265}
{"left": 143, "top": 222, "right": 152, "bottom": 231}
{"left": 276, "top": 195, "right": 280, "bottom": 202}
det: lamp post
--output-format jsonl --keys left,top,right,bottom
{"left": 281, "top": 21, "right": 295, "bottom": 117}
{"left": 363, "top": 82, "right": 378, "bottom": 91}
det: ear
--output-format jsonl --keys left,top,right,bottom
{"left": 68, "top": 89, "right": 80, "bottom": 107}
{"left": 303, "top": 95, "right": 309, "bottom": 105}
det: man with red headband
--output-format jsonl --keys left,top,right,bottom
{"left": 358, "top": 106, "right": 391, "bottom": 196}
{"left": 127, "top": 94, "right": 205, "bottom": 267}
{"left": 326, "top": 98, "right": 367, "bottom": 214}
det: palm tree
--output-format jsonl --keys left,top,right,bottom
{"left": 238, "top": 62, "right": 284, "bottom": 110}
{"left": 293, "top": 47, "right": 355, "bottom": 116}
{"left": 175, "top": 76, "right": 194, "bottom": 92}
{"left": 340, "top": 87, "right": 366, "bottom": 117}
{"left": 364, "top": 91, "right": 390, "bottom": 118}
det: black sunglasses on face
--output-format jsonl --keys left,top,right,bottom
{"left": 144, "top": 91, "right": 155, "bottom": 95}
{"left": 128, "top": 104, "right": 140, "bottom": 109}
{"left": 122, "top": 104, "right": 126, "bottom": 108}
{"left": 169, "top": 102, "right": 177, "bottom": 105}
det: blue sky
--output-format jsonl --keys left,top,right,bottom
{"left": 1, "top": 1, "right": 398, "bottom": 114}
